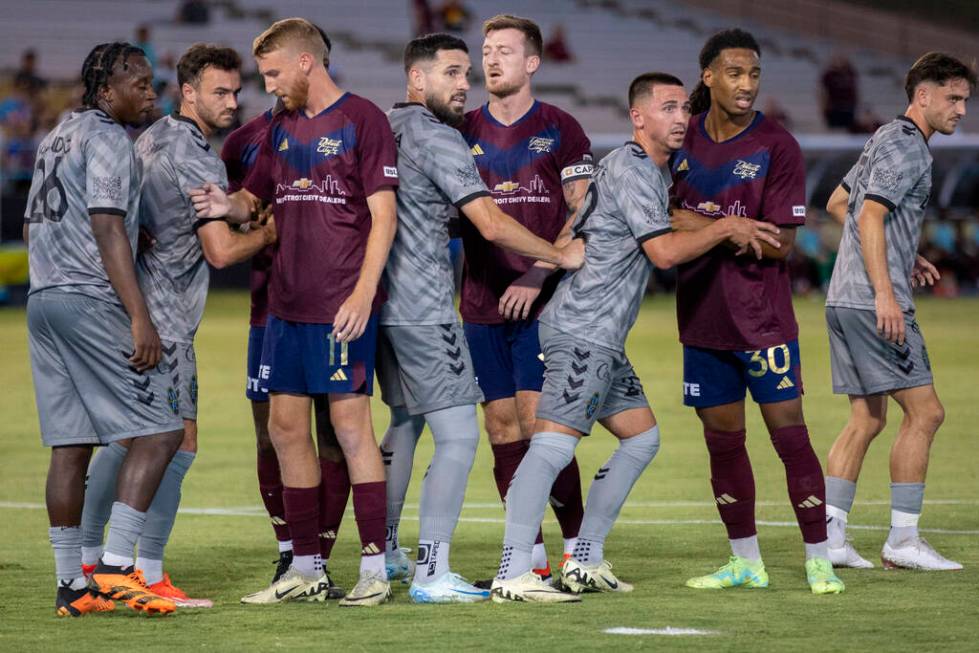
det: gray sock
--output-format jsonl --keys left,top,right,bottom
{"left": 136, "top": 450, "right": 195, "bottom": 562}
{"left": 50, "top": 526, "right": 83, "bottom": 586}
{"left": 103, "top": 502, "right": 147, "bottom": 565}
{"left": 80, "top": 442, "right": 127, "bottom": 549}
{"left": 381, "top": 405, "right": 425, "bottom": 552}
{"left": 499, "top": 432, "right": 578, "bottom": 580}
{"left": 418, "top": 404, "right": 478, "bottom": 545}
{"left": 574, "top": 426, "right": 661, "bottom": 565}
{"left": 825, "top": 476, "right": 857, "bottom": 513}
{"left": 889, "top": 482, "right": 925, "bottom": 544}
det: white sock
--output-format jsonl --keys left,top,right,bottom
{"left": 729, "top": 535, "right": 762, "bottom": 562}
{"left": 804, "top": 540, "right": 830, "bottom": 561}
{"left": 101, "top": 551, "right": 133, "bottom": 568}
{"left": 888, "top": 509, "right": 920, "bottom": 545}
{"left": 81, "top": 546, "right": 102, "bottom": 567}
{"left": 62, "top": 577, "right": 88, "bottom": 590}
{"left": 360, "top": 553, "right": 386, "bottom": 578}
{"left": 277, "top": 539, "right": 293, "bottom": 553}
{"left": 291, "top": 553, "right": 322, "bottom": 578}
{"left": 414, "top": 540, "right": 450, "bottom": 584}
{"left": 135, "top": 557, "right": 164, "bottom": 585}
{"left": 563, "top": 537, "right": 577, "bottom": 557}
{"left": 531, "top": 542, "right": 548, "bottom": 570}
{"left": 826, "top": 504, "right": 848, "bottom": 548}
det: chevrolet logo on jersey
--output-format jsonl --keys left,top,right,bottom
{"left": 278, "top": 138, "right": 289, "bottom": 152}
{"left": 470, "top": 144, "right": 484, "bottom": 156}
{"left": 494, "top": 180, "right": 520, "bottom": 193}
{"left": 318, "top": 137, "right": 342, "bottom": 156}
{"left": 677, "top": 158, "right": 689, "bottom": 172}
{"left": 697, "top": 201, "right": 722, "bottom": 213}
{"left": 292, "top": 178, "right": 313, "bottom": 190}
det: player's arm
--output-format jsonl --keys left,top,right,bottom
{"left": 643, "top": 216, "right": 781, "bottom": 269}
{"left": 671, "top": 207, "right": 796, "bottom": 259}
{"left": 189, "top": 183, "right": 260, "bottom": 224}
{"left": 826, "top": 184, "right": 849, "bottom": 225}
{"left": 90, "top": 213, "right": 160, "bottom": 371}
{"left": 332, "top": 189, "right": 397, "bottom": 343}
{"left": 856, "top": 198, "right": 905, "bottom": 344}
{"left": 197, "top": 214, "right": 276, "bottom": 269}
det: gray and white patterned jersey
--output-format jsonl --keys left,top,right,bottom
{"left": 826, "top": 117, "right": 933, "bottom": 312}
{"left": 135, "top": 114, "right": 228, "bottom": 342}
{"left": 25, "top": 109, "right": 141, "bottom": 304}
{"left": 381, "top": 103, "right": 490, "bottom": 325}
{"left": 541, "top": 142, "right": 672, "bottom": 351}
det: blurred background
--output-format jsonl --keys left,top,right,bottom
{"left": 1, "top": 0, "right": 977, "bottom": 302}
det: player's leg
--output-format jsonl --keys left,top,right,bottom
{"left": 883, "top": 384, "right": 959, "bottom": 570}
{"left": 79, "top": 442, "right": 127, "bottom": 572}
{"left": 313, "top": 395, "right": 348, "bottom": 598}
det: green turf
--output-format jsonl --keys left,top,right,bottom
{"left": 1, "top": 292, "right": 976, "bottom": 651}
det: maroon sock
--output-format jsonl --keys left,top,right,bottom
{"left": 318, "top": 457, "right": 351, "bottom": 560}
{"left": 281, "top": 486, "right": 320, "bottom": 557}
{"left": 704, "top": 429, "right": 757, "bottom": 540}
{"left": 492, "top": 440, "right": 544, "bottom": 544}
{"left": 257, "top": 450, "right": 290, "bottom": 542}
{"left": 352, "top": 481, "right": 386, "bottom": 557}
{"left": 549, "top": 456, "right": 584, "bottom": 539}
{"left": 770, "top": 424, "right": 827, "bottom": 544}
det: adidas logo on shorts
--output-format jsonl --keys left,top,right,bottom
{"left": 776, "top": 376, "right": 795, "bottom": 390}
{"left": 331, "top": 369, "right": 348, "bottom": 382}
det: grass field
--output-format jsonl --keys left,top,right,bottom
{"left": 1, "top": 291, "right": 976, "bottom": 652}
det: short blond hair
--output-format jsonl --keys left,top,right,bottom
{"left": 482, "top": 14, "right": 542, "bottom": 57}
{"left": 253, "top": 18, "right": 326, "bottom": 62}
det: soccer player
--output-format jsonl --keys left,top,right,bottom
{"left": 222, "top": 29, "right": 350, "bottom": 598}
{"left": 458, "top": 13, "right": 591, "bottom": 580}
{"left": 77, "top": 44, "right": 276, "bottom": 608}
{"left": 190, "top": 18, "right": 398, "bottom": 607}
{"left": 669, "top": 29, "right": 844, "bottom": 594}
{"left": 491, "top": 72, "right": 781, "bottom": 603}
{"left": 25, "top": 41, "right": 182, "bottom": 615}
{"left": 380, "top": 33, "right": 584, "bottom": 603}
{"left": 822, "top": 52, "right": 974, "bottom": 570}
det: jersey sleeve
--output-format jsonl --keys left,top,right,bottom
{"left": 356, "top": 105, "right": 400, "bottom": 196}
{"left": 760, "top": 134, "right": 807, "bottom": 226}
{"left": 557, "top": 114, "right": 593, "bottom": 184}
{"left": 220, "top": 131, "right": 245, "bottom": 192}
{"left": 617, "top": 166, "right": 671, "bottom": 242}
{"left": 863, "top": 134, "right": 930, "bottom": 211}
{"left": 840, "top": 161, "right": 859, "bottom": 193}
{"left": 413, "top": 116, "right": 490, "bottom": 207}
{"left": 242, "top": 130, "right": 275, "bottom": 203}
{"left": 84, "top": 130, "right": 133, "bottom": 217}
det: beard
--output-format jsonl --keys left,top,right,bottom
{"left": 198, "top": 102, "right": 234, "bottom": 132}
{"left": 486, "top": 75, "right": 521, "bottom": 99}
{"left": 427, "top": 92, "right": 465, "bottom": 128}
{"left": 282, "top": 74, "right": 310, "bottom": 111}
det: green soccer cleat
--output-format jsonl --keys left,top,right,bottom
{"left": 806, "top": 557, "right": 845, "bottom": 595}
{"left": 685, "top": 556, "right": 769, "bottom": 589}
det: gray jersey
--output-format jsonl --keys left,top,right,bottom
{"left": 826, "top": 117, "right": 933, "bottom": 312}
{"left": 135, "top": 114, "right": 228, "bottom": 342}
{"left": 25, "top": 109, "right": 141, "bottom": 304}
{"left": 541, "top": 142, "right": 671, "bottom": 351}
{"left": 381, "top": 103, "right": 489, "bottom": 325}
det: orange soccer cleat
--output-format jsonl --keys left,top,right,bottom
{"left": 56, "top": 583, "right": 115, "bottom": 617}
{"left": 88, "top": 563, "right": 176, "bottom": 615}
{"left": 146, "top": 573, "right": 214, "bottom": 608}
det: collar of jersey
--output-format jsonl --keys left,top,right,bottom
{"left": 300, "top": 92, "right": 350, "bottom": 119}
{"left": 896, "top": 115, "right": 928, "bottom": 141}
{"left": 481, "top": 99, "right": 539, "bottom": 129}
{"left": 172, "top": 111, "right": 204, "bottom": 135}
{"left": 698, "top": 110, "right": 763, "bottom": 145}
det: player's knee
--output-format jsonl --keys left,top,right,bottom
{"left": 911, "top": 399, "right": 945, "bottom": 435}
{"left": 853, "top": 413, "right": 886, "bottom": 440}
{"left": 485, "top": 411, "right": 521, "bottom": 445}
{"left": 769, "top": 424, "right": 811, "bottom": 459}
{"left": 620, "top": 425, "right": 661, "bottom": 465}
{"left": 703, "top": 428, "right": 747, "bottom": 458}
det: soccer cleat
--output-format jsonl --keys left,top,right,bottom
{"left": 385, "top": 547, "right": 414, "bottom": 583}
{"left": 881, "top": 537, "right": 963, "bottom": 571}
{"left": 272, "top": 550, "right": 293, "bottom": 584}
{"left": 240, "top": 567, "right": 333, "bottom": 605}
{"left": 532, "top": 560, "right": 553, "bottom": 582}
{"left": 490, "top": 572, "right": 581, "bottom": 603}
{"left": 408, "top": 572, "right": 491, "bottom": 604}
{"left": 561, "top": 558, "right": 634, "bottom": 594}
{"left": 146, "top": 572, "right": 214, "bottom": 608}
{"left": 685, "top": 556, "right": 769, "bottom": 590}
{"left": 806, "top": 557, "right": 845, "bottom": 594}
{"left": 828, "top": 540, "right": 874, "bottom": 569}
{"left": 56, "top": 583, "right": 115, "bottom": 617}
{"left": 338, "top": 572, "right": 392, "bottom": 607}
{"left": 88, "top": 563, "right": 176, "bottom": 615}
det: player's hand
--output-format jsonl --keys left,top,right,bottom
{"left": 911, "top": 255, "right": 940, "bottom": 288}
{"left": 189, "top": 182, "right": 231, "bottom": 219}
{"left": 499, "top": 266, "right": 549, "bottom": 321}
{"left": 333, "top": 288, "right": 373, "bottom": 343}
{"left": 557, "top": 237, "right": 585, "bottom": 271}
{"left": 129, "top": 315, "right": 161, "bottom": 371}
{"left": 136, "top": 227, "right": 156, "bottom": 254}
{"left": 261, "top": 215, "right": 277, "bottom": 246}
{"left": 724, "top": 217, "right": 780, "bottom": 259}
{"left": 875, "top": 292, "right": 905, "bottom": 345}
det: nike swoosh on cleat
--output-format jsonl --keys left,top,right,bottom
{"left": 600, "top": 576, "right": 618, "bottom": 589}
{"left": 274, "top": 587, "right": 298, "bottom": 599}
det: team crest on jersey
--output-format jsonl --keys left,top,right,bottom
{"left": 732, "top": 160, "right": 761, "bottom": 180}
{"left": 528, "top": 137, "right": 554, "bottom": 153}
{"left": 317, "top": 137, "right": 342, "bottom": 157}
{"left": 585, "top": 392, "right": 601, "bottom": 419}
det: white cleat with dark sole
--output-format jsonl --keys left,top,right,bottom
{"left": 240, "top": 568, "right": 332, "bottom": 605}
{"left": 881, "top": 538, "right": 963, "bottom": 571}
{"left": 409, "top": 572, "right": 491, "bottom": 604}
{"left": 490, "top": 572, "right": 581, "bottom": 603}
{"left": 338, "top": 572, "right": 393, "bottom": 607}
{"left": 561, "top": 558, "right": 634, "bottom": 594}
{"left": 828, "top": 540, "right": 875, "bottom": 569}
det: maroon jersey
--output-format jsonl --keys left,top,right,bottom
{"left": 459, "top": 101, "right": 592, "bottom": 324}
{"left": 669, "top": 112, "right": 807, "bottom": 350}
{"left": 221, "top": 109, "right": 273, "bottom": 327}
{"left": 244, "top": 93, "right": 399, "bottom": 324}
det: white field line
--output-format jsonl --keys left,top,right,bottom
{"left": 2, "top": 501, "right": 978, "bottom": 535}
{"left": 605, "top": 627, "right": 720, "bottom": 636}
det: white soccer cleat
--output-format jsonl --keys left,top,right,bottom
{"left": 338, "top": 572, "right": 392, "bottom": 607}
{"left": 560, "top": 558, "right": 634, "bottom": 593}
{"left": 409, "top": 572, "right": 491, "bottom": 604}
{"left": 385, "top": 547, "right": 415, "bottom": 583}
{"left": 240, "top": 567, "right": 332, "bottom": 604}
{"left": 881, "top": 538, "right": 963, "bottom": 571}
{"left": 490, "top": 572, "right": 581, "bottom": 603}
{"left": 828, "top": 540, "right": 875, "bottom": 569}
